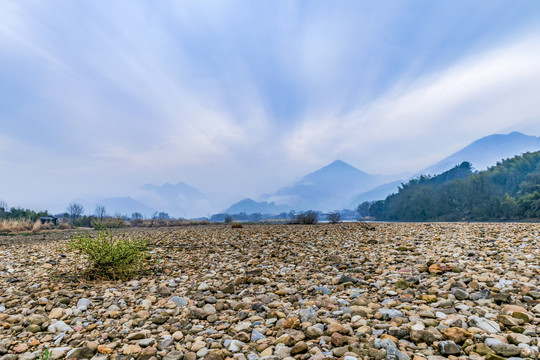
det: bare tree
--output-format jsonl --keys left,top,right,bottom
{"left": 327, "top": 211, "right": 341, "bottom": 223}
{"left": 95, "top": 205, "right": 107, "bottom": 221}
{"left": 66, "top": 202, "right": 84, "bottom": 221}
{"left": 0, "top": 200, "right": 7, "bottom": 213}
{"left": 150, "top": 211, "right": 159, "bottom": 226}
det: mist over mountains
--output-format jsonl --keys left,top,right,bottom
{"left": 78, "top": 131, "right": 540, "bottom": 218}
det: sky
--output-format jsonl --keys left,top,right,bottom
{"left": 1, "top": 0, "right": 540, "bottom": 213}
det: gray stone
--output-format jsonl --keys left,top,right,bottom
{"left": 169, "top": 296, "right": 189, "bottom": 307}
{"left": 491, "top": 343, "right": 521, "bottom": 357}
{"left": 47, "top": 320, "right": 73, "bottom": 333}
{"left": 138, "top": 338, "right": 156, "bottom": 347}
{"left": 227, "top": 340, "right": 245, "bottom": 353}
{"left": 453, "top": 288, "right": 469, "bottom": 300}
{"left": 468, "top": 315, "right": 500, "bottom": 334}
{"left": 438, "top": 340, "right": 461, "bottom": 356}
{"left": 251, "top": 329, "right": 266, "bottom": 342}
{"left": 66, "top": 347, "right": 94, "bottom": 359}
{"left": 378, "top": 309, "right": 404, "bottom": 320}
{"left": 76, "top": 298, "right": 91, "bottom": 311}
{"left": 299, "top": 307, "right": 318, "bottom": 323}
{"left": 386, "top": 346, "right": 410, "bottom": 360}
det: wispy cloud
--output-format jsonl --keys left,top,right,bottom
{"left": 1, "top": 1, "right": 540, "bottom": 212}
{"left": 284, "top": 33, "right": 540, "bottom": 173}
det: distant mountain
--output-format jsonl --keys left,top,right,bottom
{"left": 224, "top": 198, "right": 292, "bottom": 214}
{"left": 135, "top": 182, "right": 211, "bottom": 218}
{"left": 345, "top": 131, "right": 540, "bottom": 209}
{"left": 423, "top": 131, "right": 540, "bottom": 175}
{"left": 97, "top": 197, "right": 156, "bottom": 217}
{"left": 253, "top": 160, "right": 389, "bottom": 211}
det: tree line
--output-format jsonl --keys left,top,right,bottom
{"left": 366, "top": 151, "right": 540, "bottom": 221}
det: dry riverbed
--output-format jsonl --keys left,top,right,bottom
{"left": 1, "top": 222, "right": 540, "bottom": 360}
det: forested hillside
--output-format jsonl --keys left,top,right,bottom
{"left": 369, "top": 151, "right": 540, "bottom": 221}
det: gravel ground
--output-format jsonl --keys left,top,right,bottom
{"left": 1, "top": 222, "right": 540, "bottom": 360}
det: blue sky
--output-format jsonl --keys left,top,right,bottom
{"left": 1, "top": 0, "right": 540, "bottom": 212}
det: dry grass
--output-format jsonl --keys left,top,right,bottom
{"left": 32, "top": 221, "right": 54, "bottom": 232}
{"left": 0, "top": 219, "right": 72, "bottom": 234}
{"left": 0, "top": 219, "right": 33, "bottom": 233}
{"left": 128, "top": 219, "right": 210, "bottom": 227}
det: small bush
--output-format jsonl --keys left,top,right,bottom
{"left": 327, "top": 212, "right": 342, "bottom": 223}
{"left": 68, "top": 229, "right": 149, "bottom": 280}
{"left": 231, "top": 222, "right": 243, "bottom": 228}
{"left": 292, "top": 210, "right": 319, "bottom": 224}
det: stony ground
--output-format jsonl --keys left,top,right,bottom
{"left": 1, "top": 222, "right": 540, "bottom": 360}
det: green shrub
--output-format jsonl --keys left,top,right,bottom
{"left": 68, "top": 229, "right": 149, "bottom": 280}
{"left": 38, "top": 349, "right": 52, "bottom": 360}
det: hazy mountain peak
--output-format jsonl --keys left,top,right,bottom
{"left": 423, "top": 131, "right": 540, "bottom": 175}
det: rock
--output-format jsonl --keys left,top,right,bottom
{"left": 13, "top": 344, "right": 28, "bottom": 353}
{"left": 469, "top": 316, "right": 500, "bottom": 334}
{"left": 507, "top": 332, "right": 531, "bottom": 345}
{"left": 251, "top": 329, "right": 266, "bottom": 342}
{"left": 443, "top": 327, "right": 472, "bottom": 343}
{"left": 139, "top": 346, "right": 158, "bottom": 360}
{"left": 122, "top": 344, "right": 142, "bottom": 355}
{"left": 490, "top": 343, "right": 521, "bottom": 357}
{"left": 66, "top": 347, "right": 94, "bottom": 359}
{"left": 48, "top": 308, "right": 64, "bottom": 319}
{"left": 298, "top": 307, "right": 318, "bottom": 323}
{"left": 97, "top": 345, "right": 113, "bottom": 355}
{"left": 453, "top": 288, "right": 469, "bottom": 300}
{"left": 326, "top": 323, "right": 349, "bottom": 335}
{"left": 306, "top": 325, "right": 324, "bottom": 338}
{"left": 169, "top": 296, "right": 189, "bottom": 307}
{"left": 76, "top": 298, "right": 91, "bottom": 310}
{"left": 139, "top": 337, "right": 156, "bottom": 347}
{"left": 438, "top": 341, "right": 461, "bottom": 356}
{"left": 47, "top": 320, "right": 73, "bottom": 333}
{"left": 227, "top": 340, "right": 245, "bottom": 353}
{"left": 378, "top": 308, "right": 404, "bottom": 320}
{"left": 198, "top": 282, "right": 210, "bottom": 291}
{"left": 191, "top": 340, "right": 206, "bottom": 352}
{"left": 163, "top": 350, "right": 184, "bottom": 360}
{"left": 127, "top": 332, "right": 145, "bottom": 340}
{"left": 291, "top": 341, "right": 308, "bottom": 355}
{"left": 338, "top": 275, "right": 359, "bottom": 284}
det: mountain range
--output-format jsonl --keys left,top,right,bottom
{"left": 77, "top": 131, "right": 540, "bottom": 218}
{"left": 226, "top": 131, "right": 540, "bottom": 214}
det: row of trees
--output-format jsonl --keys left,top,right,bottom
{"left": 365, "top": 151, "right": 540, "bottom": 221}
{"left": 0, "top": 202, "right": 49, "bottom": 221}
{"left": 65, "top": 202, "right": 171, "bottom": 223}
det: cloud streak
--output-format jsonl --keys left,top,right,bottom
{"left": 1, "top": 1, "right": 540, "bottom": 212}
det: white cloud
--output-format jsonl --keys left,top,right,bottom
{"left": 284, "top": 33, "right": 540, "bottom": 173}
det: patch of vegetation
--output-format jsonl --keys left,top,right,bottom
{"left": 68, "top": 228, "right": 149, "bottom": 280}
{"left": 327, "top": 211, "right": 341, "bottom": 223}
{"left": 291, "top": 210, "right": 319, "bottom": 224}
{"left": 38, "top": 349, "right": 52, "bottom": 360}
{"left": 231, "top": 222, "right": 243, "bottom": 228}
{"left": 369, "top": 151, "right": 540, "bottom": 221}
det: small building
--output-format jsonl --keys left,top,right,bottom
{"left": 40, "top": 216, "right": 58, "bottom": 225}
